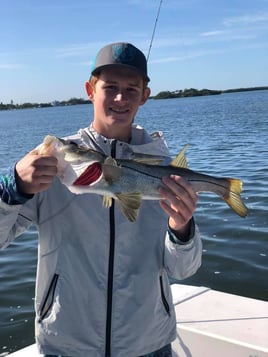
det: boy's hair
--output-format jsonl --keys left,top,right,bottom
{"left": 89, "top": 75, "right": 99, "bottom": 90}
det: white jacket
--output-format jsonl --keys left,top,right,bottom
{"left": 0, "top": 125, "right": 202, "bottom": 356}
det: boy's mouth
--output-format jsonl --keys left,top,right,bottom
{"left": 110, "top": 107, "right": 129, "bottom": 114}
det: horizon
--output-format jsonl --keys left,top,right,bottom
{"left": 1, "top": 85, "right": 268, "bottom": 107}
{"left": 1, "top": 0, "right": 268, "bottom": 104}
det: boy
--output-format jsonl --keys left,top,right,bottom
{"left": 0, "top": 42, "right": 202, "bottom": 356}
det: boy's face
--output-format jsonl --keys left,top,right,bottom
{"left": 86, "top": 67, "right": 150, "bottom": 141}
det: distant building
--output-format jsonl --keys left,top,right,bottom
{"left": 51, "top": 101, "right": 60, "bottom": 106}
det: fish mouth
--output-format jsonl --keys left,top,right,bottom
{"left": 73, "top": 162, "right": 103, "bottom": 186}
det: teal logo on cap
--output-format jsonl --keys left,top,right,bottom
{"left": 112, "top": 44, "right": 136, "bottom": 63}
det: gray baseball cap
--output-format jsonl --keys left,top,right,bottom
{"left": 91, "top": 42, "right": 150, "bottom": 82}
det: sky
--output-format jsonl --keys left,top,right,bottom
{"left": 1, "top": 0, "right": 268, "bottom": 104}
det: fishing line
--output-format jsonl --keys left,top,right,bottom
{"left": 147, "top": 0, "right": 163, "bottom": 61}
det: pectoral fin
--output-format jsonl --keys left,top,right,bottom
{"left": 104, "top": 157, "right": 117, "bottom": 166}
{"left": 102, "top": 157, "right": 122, "bottom": 184}
{"left": 116, "top": 193, "right": 142, "bottom": 222}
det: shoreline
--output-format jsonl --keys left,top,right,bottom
{"left": 1, "top": 86, "right": 268, "bottom": 111}
{"left": 151, "top": 86, "right": 268, "bottom": 99}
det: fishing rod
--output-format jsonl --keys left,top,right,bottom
{"left": 147, "top": 0, "right": 163, "bottom": 61}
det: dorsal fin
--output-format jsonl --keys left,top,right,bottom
{"left": 170, "top": 144, "right": 189, "bottom": 168}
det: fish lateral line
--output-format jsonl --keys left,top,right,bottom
{"left": 120, "top": 163, "right": 242, "bottom": 194}
{"left": 120, "top": 163, "right": 164, "bottom": 180}
{"left": 187, "top": 178, "right": 241, "bottom": 193}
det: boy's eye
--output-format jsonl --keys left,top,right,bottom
{"left": 102, "top": 85, "right": 140, "bottom": 94}
{"left": 105, "top": 85, "right": 117, "bottom": 90}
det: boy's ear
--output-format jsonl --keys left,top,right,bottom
{"left": 85, "top": 81, "right": 94, "bottom": 100}
{"left": 140, "top": 87, "right": 151, "bottom": 105}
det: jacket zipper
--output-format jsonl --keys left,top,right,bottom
{"left": 105, "top": 140, "right": 117, "bottom": 357}
{"left": 38, "top": 273, "right": 59, "bottom": 322}
{"left": 159, "top": 275, "right": 171, "bottom": 316}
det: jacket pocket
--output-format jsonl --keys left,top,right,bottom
{"left": 159, "top": 275, "right": 171, "bottom": 316}
{"left": 38, "top": 273, "right": 59, "bottom": 322}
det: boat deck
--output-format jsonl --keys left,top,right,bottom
{"left": 8, "top": 284, "right": 268, "bottom": 356}
{"left": 171, "top": 284, "right": 268, "bottom": 356}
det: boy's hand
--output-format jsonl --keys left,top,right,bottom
{"left": 159, "top": 175, "right": 198, "bottom": 240}
{"left": 15, "top": 150, "right": 58, "bottom": 194}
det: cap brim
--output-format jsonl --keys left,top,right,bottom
{"left": 91, "top": 63, "right": 150, "bottom": 82}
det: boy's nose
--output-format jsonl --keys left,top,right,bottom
{"left": 114, "top": 92, "right": 126, "bottom": 102}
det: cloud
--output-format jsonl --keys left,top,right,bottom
{"left": 200, "top": 30, "right": 225, "bottom": 37}
{"left": 198, "top": 11, "right": 268, "bottom": 43}
{"left": 54, "top": 41, "right": 108, "bottom": 58}
{"left": 149, "top": 41, "right": 268, "bottom": 65}
{"left": 0, "top": 63, "right": 23, "bottom": 69}
{"left": 55, "top": 44, "right": 92, "bottom": 58}
{"left": 223, "top": 12, "right": 268, "bottom": 26}
{"left": 200, "top": 31, "right": 256, "bottom": 42}
{"left": 150, "top": 49, "right": 217, "bottom": 64}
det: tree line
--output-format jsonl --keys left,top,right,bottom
{"left": 152, "top": 86, "right": 268, "bottom": 99}
{"left": 0, "top": 97, "right": 89, "bottom": 111}
{"left": 1, "top": 86, "right": 267, "bottom": 110}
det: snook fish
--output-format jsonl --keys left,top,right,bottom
{"left": 38, "top": 135, "right": 249, "bottom": 222}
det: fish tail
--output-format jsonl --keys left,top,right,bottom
{"left": 224, "top": 179, "right": 248, "bottom": 217}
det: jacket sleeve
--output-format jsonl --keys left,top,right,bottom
{"left": 0, "top": 170, "right": 35, "bottom": 249}
{"left": 0, "top": 202, "right": 34, "bottom": 249}
{"left": 164, "top": 223, "right": 202, "bottom": 280}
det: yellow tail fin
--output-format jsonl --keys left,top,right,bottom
{"left": 224, "top": 179, "right": 248, "bottom": 217}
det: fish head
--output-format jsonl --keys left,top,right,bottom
{"left": 56, "top": 137, "right": 106, "bottom": 165}
{"left": 38, "top": 135, "right": 107, "bottom": 187}
{"left": 39, "top": 135, "right": 105, "bottom": 164}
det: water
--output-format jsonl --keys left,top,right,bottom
{"left": 0, "top": 91, "right": 267, "bottom": 354}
